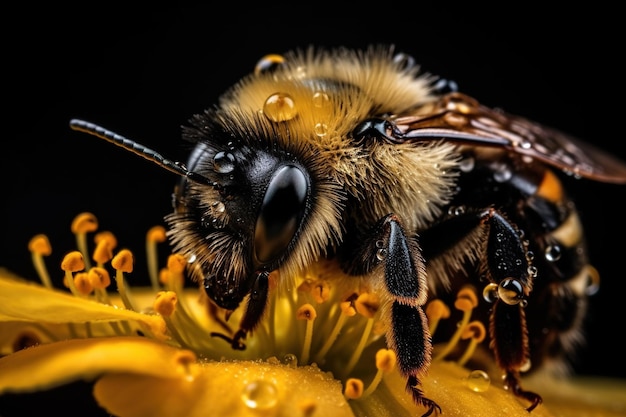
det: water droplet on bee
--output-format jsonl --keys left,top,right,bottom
{"left": 447, "top": 205, "right": 466, "bottom": 216}
{"left": 241, "top": 380, "right": 278, "bottom": 410}
{"left": 213, "top": 152, "right": 236, "bottom": 173}
{"left": 460, "top": 156, "right": 475, "bottom": 172}
{"left": 498, "top": 278, "right": 523, "bottom": 305}
{"left": 254, "top": 54, "right": 285, "bottom": 75}
{"left": 544, "top": 244, "right": 561, "bottom": 262}
{"left": 211, "top": 201, "right": 226, "bottom": 214}
{"left": 467, "top": 370, "right": 491, "bottom": 392}
{"left": 482, "top": 283, "right": 499, "bottom": 303}
{"left": 263, "top": 93, "right": 297, "bottom": 122}
{"left": 312, "top": 91, "right": 330, "bottom": 108}
{"left": 314, "top": 123, "right": 328, "bottom": 137}
{"left": 376, "top": 248, "right": 387, "bottom": 260}
{"left": 493, "top": 167, "right": 512, "bottom": 182}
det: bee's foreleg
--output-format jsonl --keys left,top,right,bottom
{"left": 211, "top": 271, "right": 270, "bottom": 350}
{"left": 377, "top": 214, "right": 441, "bottom": 416}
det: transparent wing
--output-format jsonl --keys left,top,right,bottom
{"left": 393, "top": 93, "right": 626, "bottom": 184}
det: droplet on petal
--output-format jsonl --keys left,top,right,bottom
{"left": 467, "top": 369, "right": 491, "bottom": 392}
{"left": 241, "top": 380, "right": 278, "bottom": 410}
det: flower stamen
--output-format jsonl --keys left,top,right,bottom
{"left": 61, "top": 251, "right": 86, "bottom": 297}
{"left": 341, "top": 292, "right": 380, "bottom": 377}
{"left": 71, "top": 212, "right": 98, "bottom": 271}
{"left": 425, "top": 298, "right": 451, "bottom": 335}
{"left": 296, "top": 303, "right": 317, "bottom": 364}
{"left": 146, "top": 226, "right": 167, "bottom": 292}
{"left": 28, "top": 234, "right": 53, "bottom": 289}
{"left": 361, "top": 348, "right": 397, "bottom": 398}
{"left": 457, "top": 320, "right": 487, "bottom": 366}
{"left": 313, "top": 294, "right": 357, "bottom": 364}
{"left": 433, "top": 286, "right": 478, "bottom": 362}
{"left": 111, "top": 249, "right": 138, "bottom": 311}
{"left": 343, "top": 378, "right": 364, "bottom": 400}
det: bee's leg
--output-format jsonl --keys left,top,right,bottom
{"left": 211, "top": 271, "right": 270, "bottom": 350}
{"left": 346, "top": 214, "right": 441, "bottom": 416}
{"left": 482, "top": 208, "right": 542, "bottom": 411}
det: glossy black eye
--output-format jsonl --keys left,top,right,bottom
{"left": 254, "top": 165, "right": 308, "bottom": 265}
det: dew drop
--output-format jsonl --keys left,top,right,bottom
{"left": 493, "top": 166, "right": 512, "bottom": 182}
{"left": 467, "top": 370, "right": 491, "bottom": 392}
{"left": 376, "top": 248, "right": 387, "bottom": 261}
{"left": 459, "top": 156, "right": 475, "bottom": 172}
{"left": 241, "top": 380, "right": 278, "bottom": 410}
{"left": 482, "top": 283, "right": 499, "bottom": 303}
{"left": 263, "top": 93, "right": 297, "bottom": 122}
{"left": 520, "top": 140, "right": 532, "bottom": 150}
{"left": 282, "top": 353, "right": 298, "bottom": 368}
{"left": 208, "top": 202, "right": 223, "bottom": 214}
{"left": 498, "top": 278, "right": 523, "bottom": 305}
{"left": 312, "top": 91, "right": 330, "bottom": 108}
{"left": 255, "top": 54, "right": 285, "bottom": 75}
{"left": 314, "top": 123, "right": 328, "bottom": 137}
{"left": 544, "top": 244, "right": 561, "bottom": 262}
{"left": 213, "top": 152, "right": 236, "bottom": 174}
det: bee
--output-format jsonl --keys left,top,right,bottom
{"left": 70, "top": 45, "right": 626, "bottom": 417}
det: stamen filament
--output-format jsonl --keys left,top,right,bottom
{"left": 314, "top": 300, "right": 356, "bottom": 363}
{"left": 71, "top": 212, "right": 98, "bottom": 271}
{"left": 361, "top": 349, "right": 397, "bottom": 398}
{"left": 28, "top": 235, "right": 53, "bottom": 288}
{"left": 434, "top": 287, "right": 478, "bottom": 362}
{"left": 457, "top": 321, "right": 487, "bottom": 366}
{"left": 344, "top": 317, "right": 374, "bottom": 377}
{"left": 296, "top": 304, "right": 317, "bottom": 364}
{"left": 111, "top": 249, "right": 138, "bottom": 311}
{"left": 146, "top": 226, "right": 167, "bottom": 292}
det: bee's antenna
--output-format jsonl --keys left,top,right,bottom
{"left": 69, "top": 119, "right": 212, "bottom": 185}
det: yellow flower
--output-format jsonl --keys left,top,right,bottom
{"left": 1, "top": 213, "right": 625, "bottom": 417}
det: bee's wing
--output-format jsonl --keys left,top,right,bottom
{"left": 394, "top": 93, "right": 626, "bottom": 184}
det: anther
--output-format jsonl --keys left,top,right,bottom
{"left": 425, "top": 299, "right": 451, "bottom": 335}
{"left": 111, "top": 249, "right": 137, "bottom": 311}
{"left": 457, "top": 321, "right": 487, "bottom": 366}
{"left": 92, "top": 239, "right": 113, "bottom": 266}
{"left": 28, "top": 234, "right": 52, "bottom": 288}
{"left": 61, "top": 251, "right": 85, "bottom": 296}
{"left": 355, "top": 293, "right": 379, "bottom": 318}
{"left": 344, "top": 378, "right": 364, "bottom": 400}
{"left": 73, "top": 272, "right": 94, "bottom": 296}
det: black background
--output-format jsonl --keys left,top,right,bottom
{"left": 1, "top": 4, "right": 625, "bottom": 415}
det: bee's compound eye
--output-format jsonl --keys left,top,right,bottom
{"left": 254, "top": 165, "right": 308, "bottom": 265}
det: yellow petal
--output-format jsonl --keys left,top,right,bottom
{"left": 0, "top": 270, "right": 167, "bottom": 339}
{"left": 0, "top": 337, "right": 196, "bottom": 394}
{"left": 94, "top": 360, "right": 355, "bottom": 417}
{"left": 357, "top": 361, "right": 556, "bottom": 417}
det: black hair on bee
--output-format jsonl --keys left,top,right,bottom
{"left": 70, "top": 45, "right": 626, "bottom": 417}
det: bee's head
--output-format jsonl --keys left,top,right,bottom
{"left": 166, "top": 110, "right": 345, "bottom": 311}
